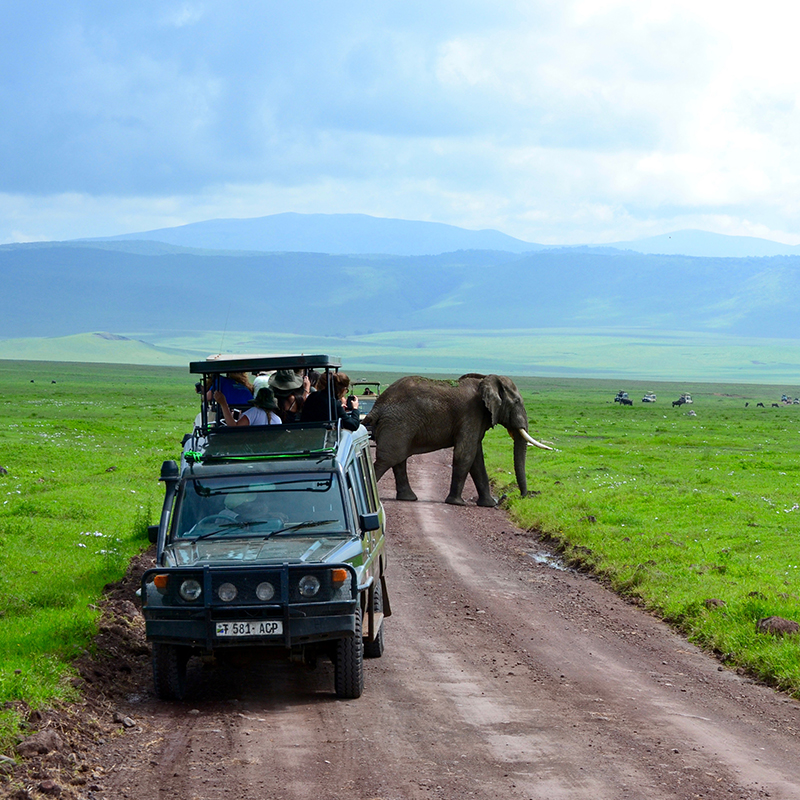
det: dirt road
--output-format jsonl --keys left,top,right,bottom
{"left": 84, "top": 450, "right": 800, "bottom": 800}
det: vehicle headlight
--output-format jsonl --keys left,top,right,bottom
{"left": 218, "top": 582, "right": 238, "bottom": 602}
{"left": 298, "top": 575, "right": 320, "bottom": 598}
{"left": 256, "top": 581, "right": 275, "bottom": 601}
{"left": 179, "top": 579, "right": 202, "bottom": 602}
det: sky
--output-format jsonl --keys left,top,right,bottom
{"left": 3, "top": 0, "right": 800, "bottom": 247}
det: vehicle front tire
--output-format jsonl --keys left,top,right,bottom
{"left": 334, "top": 605, "right": 364, "bottom": 699}
{"left": 152, "top": 642, "right": 190, "bottom": 701}
{"left": 363, "top": 580, "right": 385, "bottom": 659}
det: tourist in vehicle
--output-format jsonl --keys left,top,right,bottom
{"left": 215, "top": 376, "right": 281, "bottom": 427}
{"left": 269, "top": 368, "right": 308, "bottom": 423}
{"left": 301, "top": 372, "right": 360, "bottom": 430}
{"left": 206, "top": 371, "right": 253, "bottom": 405}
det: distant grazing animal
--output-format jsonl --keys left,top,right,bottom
{"left": 620, "top": 398, "right": 633, "bottom": 406}
{"left": 672, "top": 398, "right": 686, "bottom": 407}
{"left": 772, "top": 403, "right": 780, "bottom": 408}
{"left": 756, "top": 402, "right": 765, "bottom": 407}
{"left": 745, "top": 402, "right": 749, "bottom": 407}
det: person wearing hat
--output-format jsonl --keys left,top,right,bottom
{"left": 269, "top": 369, "right": 306, "bottom": 423}
{"left": 215, "top": 375, "right": 281, "bottom": 427}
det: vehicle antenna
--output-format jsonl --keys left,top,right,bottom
{"left": 218, "top": 302, "right": 232, "bottom": 353}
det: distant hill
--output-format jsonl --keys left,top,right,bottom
{"left": 3, "top": 241, "right": 800, "bottom": 340}
{"left": 86, "top": 212, "right": 543, "bottom": 256}
{"left": 79, "top": 212, "right": 800, "bottom": 259}
{"left": 608, "top": 229, "right": 800, "bottom": 258}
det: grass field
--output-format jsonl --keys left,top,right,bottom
{"left": 485, "top": 375, "right": 800, "bottom": 692}
{"left": 0, "top": 360, "right": 194, "bottom": 748}
{"left": 0, "top": 360, "right": 799, "bottom": 753}
{"left": 3, "top": 327, "right": 800, "bottom": 384}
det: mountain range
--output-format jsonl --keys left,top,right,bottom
{"left": 4, "top": 238, "right": 800, "bottom": 341}
{"left": 85, "top": 212, "right": 800, "bottom": 259}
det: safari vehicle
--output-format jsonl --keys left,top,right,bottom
{"left": 642, "top": 392, "right": 657, "bottom": 403}
{"left": 141, "top": 354, "right": 389, "bottom": 701}
{"left": 350, "top": 380, "right": 381, "bottom": 423}
{"left": 614, "top": 391, "right": 629, "bottom": 403}
{"left": 680, "top": 393, "right": 693, "bottom": 404}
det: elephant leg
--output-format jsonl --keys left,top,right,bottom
{"left": 392, "top": 460, "right": 418, "bottom": 502}
{"left": 445, "top": 440, "right": 479, "bottom": 506}
{"left": 469, "top": 447, "right": 497, "bottom": 508}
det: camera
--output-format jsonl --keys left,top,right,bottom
{"left": 194, "top": 381, "right": 203, "bottom": 394}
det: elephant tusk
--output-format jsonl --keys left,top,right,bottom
{"left": 519, "top": 429, "right": 553, "bottom": 450}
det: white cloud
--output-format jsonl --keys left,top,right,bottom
{"left": 3, "top": 0, "right": 800, "bottom": 244}
{"left": 160, "top": 2, "right": 206, "bottom": 28}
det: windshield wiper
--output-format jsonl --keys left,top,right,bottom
{"left": 189, "top": 519, "right": 278, "bottom": 541}
{"left": 187, "top": 519, "right": 338, "bottom": 542}
{"left": 264, "top": 519, "right": 338, "bottom": 538}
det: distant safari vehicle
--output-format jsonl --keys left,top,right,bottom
{"left": 350, "top": 381, "right": 382, "bottom": 423}
{"left": 642, "top": 392, "right": 657, "bottom": 403}
{"left": 614, "top": 391, "right": 629, "bottom": 403}
{"left": 680, "top": 393, "right": 692, "bottom": 404}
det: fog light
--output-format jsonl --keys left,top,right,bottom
{"left": 298, "top": 575, "right": 320, "bottom": 597}
{"left": 218, "top": 582, "right": 238, "bottom": 602}
{"left": 179, "top": 579, "right": 202, "bottom": 601}
{"left": 256, "top": 581, "right": 275, "bottom": 601}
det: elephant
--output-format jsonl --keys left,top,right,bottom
{"left": 363, "top": 374, "right": 552, "bottom": 507}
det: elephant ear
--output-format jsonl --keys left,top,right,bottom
{"left": 480, "top": 376, "right": 504, "bottom": 426}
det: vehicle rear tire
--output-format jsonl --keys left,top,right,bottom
{"left": 152, "top": 642, "right": 190, "bottom": 701}
{"left": 363, "top": 579, "right": 385, "bottom": 659}
{"left": 334, "top": 605, "right": 364, "bottom": 699}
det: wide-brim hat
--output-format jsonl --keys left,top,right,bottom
{"left": 251, "top": 376, "right": 279, "bottom": 411}
{"left": 269, "top": 369, "right": 303, "bottom": 394}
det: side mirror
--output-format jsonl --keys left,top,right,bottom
{"left": 147, "top": 525, "right": 159, "bottom": 544}
{"left": 360, "top": 512, "right": 381, "bottom": 532}
{"left": 160, "top": 460, "right": 179, "bottom": 483}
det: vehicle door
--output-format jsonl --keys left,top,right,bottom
{"left": 346, "top": 445, "right": 383, "bottom": 570}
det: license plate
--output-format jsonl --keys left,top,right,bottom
{"left": 215, "top": 620, "right": 283, "bottom": 637}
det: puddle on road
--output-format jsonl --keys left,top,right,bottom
{"left": 528, "top": 550, "right": 570, "bottom": 571}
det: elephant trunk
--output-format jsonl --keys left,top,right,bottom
{"left": 512, "top": 432, "right": 528, "bottom": 497}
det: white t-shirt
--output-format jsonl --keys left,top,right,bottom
{"left": 243, "top": 407, "right": 281, "bottom": 426}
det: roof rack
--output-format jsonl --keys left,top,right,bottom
{"left": 189, "top": 354, "right": 341, "bottom": 375}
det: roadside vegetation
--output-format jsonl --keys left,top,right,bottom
{"left": 485, "top": 376, "right": 800, "bottom": 694}
{"left": 1, "top": 360, "right": 799, "bottom": 754}
{"left": 0, "top": 360, "right": 193, "bottom": 751}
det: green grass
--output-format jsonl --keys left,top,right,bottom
{"left": 3, "top": 327, "right": 800, "bottom": 383}
{"left": 484, "top": 375, "right": 800, "bottom": 693}
{"left": 0, "top": 360, "right": 194, "bottom": 750}
{"left": 1, "top": 360, "right": 799, "bottom": 754}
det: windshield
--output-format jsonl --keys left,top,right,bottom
{"left": 358, "top": 396, "right": 377, "bottom": 414}
{"left": 172, "top": 472, "right": 348, "bottom": 540}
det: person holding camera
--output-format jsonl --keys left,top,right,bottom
{"left": 300, "top": 372, "right": 360, "bottom": 431}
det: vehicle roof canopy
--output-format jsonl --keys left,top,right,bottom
{"left": 189, "top": 354, "right": 341, "bottom": 375}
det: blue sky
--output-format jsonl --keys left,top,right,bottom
{"left": 3, "top": 1, "right": 800, "bottom": 246}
